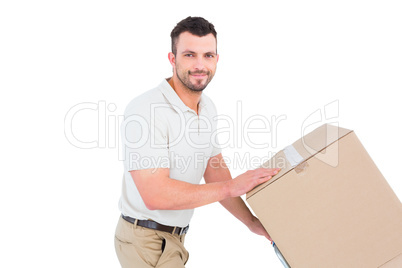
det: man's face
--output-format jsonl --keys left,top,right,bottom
{"left": 171, "top": 32, "right": 219, "bottom": 92}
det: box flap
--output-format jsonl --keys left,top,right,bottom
{"left": 379, "top": 253, "right": 402, "bottom": 268}
{"left": 247, "top": 124, "right": 352, "bottom": 199}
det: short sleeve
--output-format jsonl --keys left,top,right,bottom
{"left": 210, "top": 127, "right": 221, "bottom": 157}
{"left": 121, "top": 105, "right": 169, "bottom": 171}
{"left": 208, "top": 98, "right": 221, "bottom": 158}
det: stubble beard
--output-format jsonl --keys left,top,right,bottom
{"left": 176, "top": 69, "right": 214, "bottom": 93}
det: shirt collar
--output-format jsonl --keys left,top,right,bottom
{"left": 159, "top": 78, "right": 207, "bottom": 114}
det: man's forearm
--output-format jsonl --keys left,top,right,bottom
{"left": 204, "top": 153, "right": 255, "bottom": 226}
{"left": 219, "top": 196, "right": 255, "bottom": 227}
{"left": 220, "top": 193, "right": 271, "bottom": 241}
{"left": 146, "top": 177, "right": 232, "bottom": 210}
{"left": 131, "top": 165, "right": 274, "bottom": 211}
{"left": 203, "top": 154, "right": 274, "bottom": 240}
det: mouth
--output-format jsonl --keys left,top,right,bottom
{"left": 190, "top": 74, "right": 207, "bottom": 79}
{"left": 189, "top": 71, "right": 209, "bottom": 79}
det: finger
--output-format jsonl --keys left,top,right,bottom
{"left": 263, "top": 231, "right": 272, "bottom": 241}
{"left": 255, "top": 168, "right": 281, "bottom": 177}
{"left": 256, "top": 170, "right": 277, "bottom": 180}
{"left": 258, "top": 175, "right": 272, "bottom": 183}
{"left": 248, "top": 168, "right": 273, "bottom": 178}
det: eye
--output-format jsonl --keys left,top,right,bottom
{"left": 206, "top": 54, "right": 215, "bottom": 58}
{"left": 184, "top": 54, "right": 194, "bottom": 57}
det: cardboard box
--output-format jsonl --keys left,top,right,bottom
{"left": 246, "top": 124, "right": 402, "bottom": 268}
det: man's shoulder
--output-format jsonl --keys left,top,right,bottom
{"left": 124, "top": 85, "right": 166, "bottom": 115}
{"left": 201, "top": 93, "right": 214, "bottom": 106}
{"left": 201, "top": 93, "right": 218, "bottom": 114}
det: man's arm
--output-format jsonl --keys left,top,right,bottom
{"left": 203, "top": 153, "right": 279, "bottom": 241}
{"left": 129, "top": 161, "right": 277, "bottom": 211}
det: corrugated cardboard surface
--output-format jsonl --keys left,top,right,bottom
{"left": 247, "top": 124, "right": 402, "bottom": 268}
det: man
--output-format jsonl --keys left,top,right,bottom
{"left": 115, "top": 16, "right": 279, "bottom": 268}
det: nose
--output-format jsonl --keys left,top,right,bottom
{"left": 193, "top": 55, "right": 206, "bottom": 71}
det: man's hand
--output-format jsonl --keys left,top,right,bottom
{"left": 203, "top": 154, "right": 277, "bottom": 243}
{"left": 248, "top": 216, "right": 272, "bottom": 242}
{"left": 228, "top": 168, "right": 280, "bottom": 198}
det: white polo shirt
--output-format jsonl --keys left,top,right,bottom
{"left": 119, "top": 79, "right": 221, "bottom": 227}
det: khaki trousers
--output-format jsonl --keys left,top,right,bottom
{"left": 114, "top": 216, "right": 189, "bottom": 268}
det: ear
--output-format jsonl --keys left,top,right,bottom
{"left": 216, "top": 54, "right": 219, "bottom": 63}
{"left": 168, "top": 52, "right": 176, "bottom": 67}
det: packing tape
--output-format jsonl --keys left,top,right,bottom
{"left": 283, "top": 145, "right": 304, "bottom": 167}
{"left": 294, "top": 161, "right": 309, "bottom": 174}
{"left": 284, "top": 145, "right": 308, "bottom": 174}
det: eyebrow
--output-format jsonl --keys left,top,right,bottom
{"left": 181, "top": 50, "right": 217, "bottom": 55}
{"left": 181, "top": 50, "right": 196, "bottom": 54}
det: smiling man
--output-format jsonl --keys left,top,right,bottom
{"left": 115, "top": 16, "right": 279, "bottom": 268}
{"left": 169, "top": 31, "right": 216, "bottom": 93}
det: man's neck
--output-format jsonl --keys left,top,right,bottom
{"left": 167, "top": 76, "right": 201, "bottom": 115}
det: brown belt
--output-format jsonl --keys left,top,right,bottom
{"left": 122, "top": 214, "right": 189, "bottom": 235}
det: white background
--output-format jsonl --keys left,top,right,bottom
{"left": 1, "top": 1, "right": 401, "bottom": 267}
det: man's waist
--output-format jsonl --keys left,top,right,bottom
{"left": 122, "top": 214, "right": 189, "bottom": 235}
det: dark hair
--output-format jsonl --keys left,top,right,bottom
{"left": 170, "top": 16, "right": 217, "bottom": 55}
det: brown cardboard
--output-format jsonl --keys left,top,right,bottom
{"left": 379, "top": 253, "right": 402, "bottom": 268}
{"left": 246, "top": 124, "right": 402, "bottom": 268}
